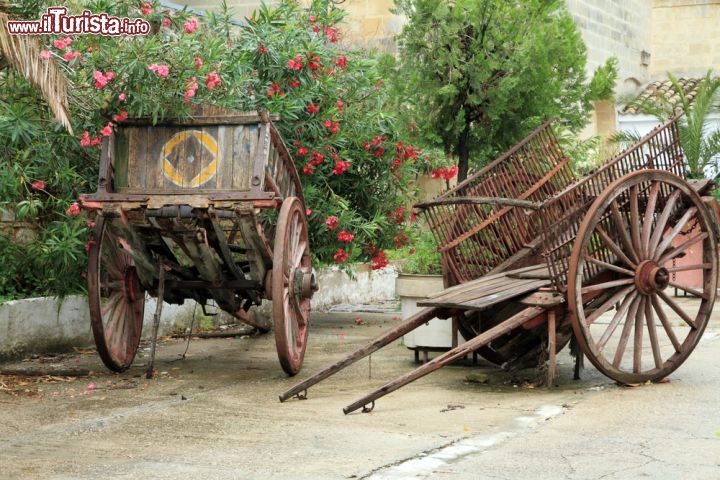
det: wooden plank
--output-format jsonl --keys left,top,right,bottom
{"left": 418, "top": 278, "right": 550, "bottom": 310}
{"left": 112, "top": 129, "right": 128, "bottom": 189}
{"left": 425, "top": 264, "right": 546, "bottom": 301}
{"left": 124, "top": 126, "right": 147, "bottom": 189}
{"left": 215, "top": 126, "right": 233, "bottom": 189}
{"left": 232, "top": 124, "right": 257, "bottom": 190}
{"left": 425, "top": 276, "right": 542, "bottom": 306}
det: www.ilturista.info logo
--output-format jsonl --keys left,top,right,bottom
{"left": 6, "top": 6, "right": 151, "bottom": 36}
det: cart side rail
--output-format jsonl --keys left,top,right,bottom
{"left": 415, "top": 119, "right": 576, "bottom": 284}
{"left": 539, "top": 115, "right": 686, "bottom": 291}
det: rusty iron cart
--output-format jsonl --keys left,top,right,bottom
{"left": 79, "top": 105, "right": 317, "bottom": 377}
{"left": 280, "top": 115, "right": 720, "bottom": 413}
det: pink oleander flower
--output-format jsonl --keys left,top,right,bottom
{"left": 148, "top": 63, "right": 169, "bottom": 77}
{"left": 162, "top": 18, "right": 171, "bottom": 27}
{"left": 183, "top": 18, "right": 198, "bottom": 34}
{"left": 333, "top": 248, "right": 348, "bottom": 264}
{"left": 206, "top": 71, "right": 221, "bottom": 89}
{"left": 325, "top": 216, "right": 339, "bottom": 230}
{"left": 194, "top": 56, "right": 203, "bottom": 69}
{"left": 101, "top": 122, "right": 114, "bottom": 137}
{"left": 66, "top": 202, "right": 81, "bottom": 216}
{"left": 113, "top": 110, "right": 128, "bottom": 122}
{"left": 31, "top": 180, "right": 45, "bottom": 191}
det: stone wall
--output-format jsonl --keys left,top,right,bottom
{"left": 650, "top": 0, "right": 720, "bottom": 79}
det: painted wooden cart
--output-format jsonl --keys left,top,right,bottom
{"left": 80, "top": 105, "right": 316, "bottom": 377}
{"left": 280, "top": 115, "right": 720, "bottom": 413}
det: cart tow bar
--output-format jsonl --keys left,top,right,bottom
{"left": 146, "top": 264, "right": 166, "bottom": 379}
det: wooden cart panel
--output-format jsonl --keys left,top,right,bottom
{"left": 113, "top": 122, "right": 259, "bottom": 192}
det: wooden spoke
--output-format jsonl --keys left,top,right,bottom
{"left": 666, "top": 263, "right": 713, "bottom": 273}
{"left": 641, "top": 182, "right": 661, "bottom": 256}
{"left": 584, "top": 255, "right": 635, "bottom": 277}
{"left": 609, "top": 200, "right": 639, "bottom": 264}
{"left": 612, "top": 294, "right": 641, "bottom": 368}
{"left": 595, "top": 225, "right": 637, "bottom": 269}
{"left": 651, "top": 295, "right": 682, "bottom": 352}
{"left": 657, "top": 290, "right": 696, "bottom": 328}
{"left": 658, "top": 231, "right": 708, "bottom": 265}
{"left": 629, "top": 185, "right": 643, "bottom": 258}
{"left": 567, "top": 171, "right": 717, "bottom": 384}
{"left": 644, "top": 297, "right": 663, "bottom": 370}
{"left": 667, "top": 281, "right": 708, "bottom": 300}
{"left": 648, "top": 189, "right": 681, "bottom": 255}
{"left": 654, "top": 207, "right": 698, "bottom": 261}
{"left": 596, "top": 291, "right": 637, "bottom": 352}
{"left": 580, "top": 278, "right": 635, "bottom": 294}
{"left": 586, "top": 285, "right": 635, "bottom": 325}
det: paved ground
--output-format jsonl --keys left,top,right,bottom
{"left": 1, "top": 298, "right": 719, "bottom": 479}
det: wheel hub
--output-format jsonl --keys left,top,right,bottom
{"left": 634, "top": 260, "right": 669, "bottom": 295}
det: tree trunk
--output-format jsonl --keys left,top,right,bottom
{"left": 457, "top": 120, "right": 471, "bottom": 182}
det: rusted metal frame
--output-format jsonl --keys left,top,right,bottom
{"left": 428, "top": 118, "right": 557, "bottom": 203}
{"left": 341, "top": 306, "right": 546, "bottom": 414}
{"left": 415, "top": 196, "right": 540, "bottom": 210}
{"left": 279, "top": 306, "right": 449, "bottom": 402}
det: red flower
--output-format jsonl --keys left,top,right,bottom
{"left": 289, "top": 78, "right": 301, "bottom": 88}
{"left": 113, "top": 110, "right": 128, "bottom": 122}
{"left": 297, "top": 147, "right": 308, "bottom": 156}
{"left": 306, "top": 208, "right": 312, "bottom": 216}
{"left": 333, "top": 248, "right": 349, "bottom": 264}
{"left": 257, "top": 44, "right": 268, "bottom": 54}
{"left": 286, "top": 55, "right": 304, "bottom": 70}
{"left": 194, "top": 56, "right": 203, "bottom": 69}
{"left": 332, "top": 160, "right": 350, "bottom": 175}
{"left": 183, "top": 18, "right": 198, "bottom": 34}
{"left": 307, "top": 54, "right": 321, "bottom": 72}
{"left": 66, "top": 202, "right": 81, "bottom": 216}
{"left": 162, "top": 18, "right": 171, "bottom": 27}
{"left": 325, "top": 216, "right": 339, "bottom": 230}
{"left": 118, "top": 92, "right": 126, "bottom": 102}
{"left": 31, "top": 180, "right": 45, "bottom": 191}
{"left": 206, "top": 71, "right": 222, "bottom": 89}
{"left": 336, "top": 100, "right": 345, "bottom": 112}
{"left": 335, "top": 56, "right": 347, "bottom": 68}
{"left": 307, "top": 103, "right": 319, "bottom": 115}
{"left": 302, "top": 164, "right": 314, "bottom": 175}
{"left": 391, "top": 207, "right": 405, "bottom": 224}
{"left": 309, "top": 151, "right": 324, "bottom": 166}
{"left": 324, "top": 27, "right": 340, "bottom": 42}
{"left": 267, "top": 82, "right": 284, "bottom": 97}
{"left": 337, "top": 230, "right": 354, "bottom": 242}
{"left": 140, "top": 2, "right": 152, "bottom": 15}
{"left": 371, "top": 251, "right": 389, "bottom": 270}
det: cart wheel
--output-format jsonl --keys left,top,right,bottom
{"left": 272, "top": 197, "right": 313, "bottom": 376}
{"left": 87, "top": 216, "right": 145, "bottom": 372}
{"left": 567, "top": 170, "right": 717, "bottom": 384}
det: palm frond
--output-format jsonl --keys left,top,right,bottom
{"left": 0, "top": 12, "right": 73, "bottom": 133}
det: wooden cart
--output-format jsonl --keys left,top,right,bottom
{"left": 80, "top": 105, "right": 317, "bottom": 377}
{"left": 280, "top": 115, "right": 720, "bottom": 413}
